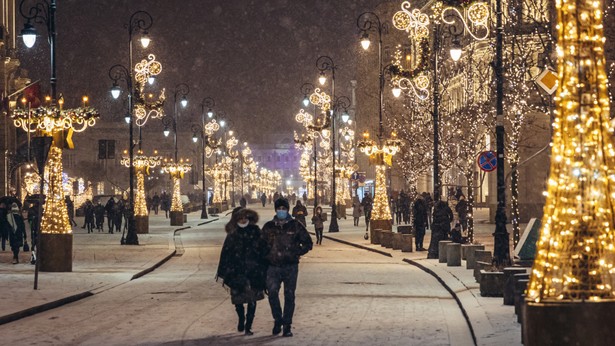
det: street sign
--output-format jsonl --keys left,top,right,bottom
{"left": 535, "top": 68, "right": 558, "bottom": 95}
{"left": 477, "top": 151, "right": 497, "bottom": 172}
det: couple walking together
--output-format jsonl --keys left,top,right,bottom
{"left": 216, "top": 198, "right": 313, "bottom": 337}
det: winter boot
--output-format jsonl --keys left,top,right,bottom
{"left": 282, "top": 324, "right": 293, "bottom": 337}
{"left": 235, "top": 304, "right": 245, "bottom": 332}
{"left": 272, "top": 321, "right": 282, "bottom": 335}
{"left": 244, "top": 302, "right": 256, "bottom": 335}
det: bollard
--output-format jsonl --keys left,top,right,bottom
{"left": 392, "top": 233, "right": 403, "bottom": 250}
{"left": 514, "top": 275, "right": 530, "bottom": 316}
{"left": 373, "top": 229, "right": 383, "bottom": 245}
{"left": 380, "top": 231, "right": 394, "bottom": 248}
{"left": 401, "top": 234, "right": 413, "bottom": 252}
{"left": 465, "top": 244, "right": 486, "bottom": 269}
{"left": 503, "top": 267, "right": 528, "bottom": 305}
{"left": 438, "top": 241, "right": 453, "bottom": 263}
{"left": 446, "top": 243, "right": 462, "bottom": 266}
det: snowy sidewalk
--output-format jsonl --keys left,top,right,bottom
{"left": 318, "top": 209, "right": 523, "bottom": 346}
{"left": 0, "top": 211, "right": 214, "bottom": 325}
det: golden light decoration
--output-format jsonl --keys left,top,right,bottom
{"left": 441, "top": 2, "right": 490, "bottom": 41}
{"left": 295, "top": 109, "right": 314, "bottom": 126}
{"left": 162, "top": 159, "right": 192, "bottom": 212}
{"left": 357, "top": 131, "right": 402, "bottom": 161}
{"left": 204, "top": 119, "right": 221, "bottom": 136}
{"left": 309, "top": 88, "right": 331, "bottom": 111}
{"left": 121, "top": 151, "right": 161, "bottom": 217}
{"left": 40, "top": 146, "right": 72, "bottom": 234}
{"left": 527, "top": 0, "right": 615, "bottom": 303}
{"left": 134, "top": 54, "right": 162, "bottom": 85}
{"left": 393, "top": 1, "right": 430, "bottom": 39}
{"left": 133, "top": 54, "right": 166, "bottom": 126}
{"left": 371, "top": 165, "right": 392, "bottom": 221}
{"left": 11, "top": 104, "right": 99, "bottom": 133}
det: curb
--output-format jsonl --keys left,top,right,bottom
{"left": 0, "top": 291, "right": 93, "bottom": 326}
{"left": 314, "top": 232, "right": 392, "bottom": 257}
{"left": 0, "top": 225, "right": 189, "bottom": 326}
{"left": 403, "top": 258, "right": 478, "bottom": 346}
{"left": 197, "top": 218, "right": 220, "bottom": 226}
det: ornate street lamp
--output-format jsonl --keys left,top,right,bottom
{"left": 316, "top": 55, "right": 342, "bottom": 232}
{"left": 191, "top": 102, "right": 220, "bottom": 219}
{"left": 16, "top": 0, "right": 99, "bottom": 277}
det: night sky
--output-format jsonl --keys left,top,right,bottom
{"left": 18, "top": 0, "right": 388, "bottom": 145}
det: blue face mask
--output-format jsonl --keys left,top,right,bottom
{"left": 276, "top": 210, "right": 288, "bottom": 219}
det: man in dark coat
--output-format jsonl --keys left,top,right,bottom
{"left": 361, "top": 193, "right": 373, "bottom": 227}
{"left": 105, "top": 198, "right": 116, "bottom": 233}
{"left": 427, "top": 200, "right": 454, "bottom": 259}
{"left": 84, "top": 200, "right": 95, "bottom": 233}
{"left": 413, "top": 195, "right": 428, "bottom": 251}
{"left": 152, "top": 193, "right": 161, "bottom": 215}
{"left": 7, "top": 203, "right": 26, "bottom": 264}
{"left": 455, "top": 195, "right": 469, "bottom": 232}
{"left": 291, "top": 200, "right": 308, "bottom": 227}
{"left": 94, "top": 202, "right": 105, "bottom": 231}
{"left": 261, "top": 193, "right": 267, "bottom": 207}
{"left": 261, "top": 198, "right": 313, "bottom": 337}
{"left": 0, "top": 202, "right": 9, "bottom": 251}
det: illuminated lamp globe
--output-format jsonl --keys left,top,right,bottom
{"left": 360, "top": 32, "right": 371, "bottom": 50}
{"left": 21, "top": 23, "right": 37, "bottom": 48}
{"left": 180, "top": 96, "right": 188, "bottom": 108}
{"left": 111, "top": 85, "right": 121, "bottom": 99}
{"left": 392, "top": 87, "right": 402, "bottom": 98}
{"left": 302, "top": 96, "right": 310, "bottom": 107}
{"left": 450, "top": 39, "right": 462, "bottom": 62}
{"left": 192, "top": 134, "right": 198, "bottom": 143}
{"left": 318, "top": 72, "right": 327, "bottom": 85}
{"left": 148, "top": 76, "right": 155, "bottom": 85}
{"left": 163, "top": 127, "right": 170, "bottom": 137}
{"left": 341, "top": 112, "right": 350, "bottom": 123}
{"left": 207, "top": 109, "right": 214, "bottom": 118}
{"left": 140, "top": 31, "right": 151, "bottom": 48}
{"left": 220, "top": 120, "right": 226, "bottom": 127}
{"left": 124, "top": 114, "right": 131, "bottom": 124}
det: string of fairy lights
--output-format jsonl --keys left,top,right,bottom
{"left": 527, "top": 0, "right": 615, "bottom": 302}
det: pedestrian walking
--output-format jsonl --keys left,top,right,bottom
{"left": 302, "top": 192, "right": 307, "bottom": 204}
{"left": 105, "top": 197, "right": 116, "bottom": 233}
{"left": 6, "top": 203, "right": 26, "bottom": 264}
{"left": 84, "top": 200, "right": 95, "bottom": 233}
{"left": 216, "top": 208, "right": 268, "bottom": 336}
{"left": 361, "top": 193, "right": 373, "bottom": 228}
{"left": 94, "top": 202, "right": 105, "bottom": 231}
{"left": 291, "top": 200, "right": 308, "bottom": 227}
{"left": 152, "top": 193, "right": 161, "bottom": 215}
{"left": 427, "top": 200, "right": 453, "bottom": 259}
{"left": 0, "top": 202, "right": 9, "bottom": 251}
{"left": 423, "top": 192, "right": 434, "bottom": 229}
{"left": 161, "top": 192, "right": 171, "bottom": 218}
{"left": 455, "top": 195, "right": 468, "bottom": 233}
{"left": 261, "top": 198, "right": 313, "bottom": 337}
{"left": 65, "top": 196, "right": 77, "bottom": 227}
{"left": 311, "top": 206, "right": 325, "bottom": 245}
{"left": 261, "top": 193, "right": 267, "bottom": 207}
{"left": 413, "top": 194, "right": 428, "bottom": 251}
{"left": 352, "top": 196, "right": 362, "bottom": 227}
{"left": 240, "top": 196, "right": 247, "bottom": 208}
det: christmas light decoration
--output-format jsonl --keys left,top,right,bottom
{"left": 371, "top": 165, "right": 392, "bottom": 221}
{"left": 527, "top": 0, "right": 615, "bottom": 302}
{"left": 121, "top": 151, "right": 162, "bottom": 217}
{"left": 40, "top": 146, "right": 71, "bottom": 234}
{"left": 162, "top": 159, "right": 191, "bottom": 212}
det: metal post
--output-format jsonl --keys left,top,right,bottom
{"left": 432, "top": 24, "right": 441, "bottom": 202}
{"left": 493, "top": 0, "right": 510, "bottom": 266}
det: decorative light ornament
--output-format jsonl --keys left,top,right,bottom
{"left": 441, "top": 2, "right": 490, "bottom": 41}
{"left": 392, "top": 1, "right": 430, "bottom": 39}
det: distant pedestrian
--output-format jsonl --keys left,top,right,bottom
{"left": 302, "top": 192, "right": 307, "bottom": 204}
{"left": 291, "top": 200, "right": 308, "bottom": 227}
{"left": 94, "top": 202, "right": 105, "bottom": 231}
{"left": 423, "top": 192, "right": 434, "bottom": 229}
{"left": 113, "top": 198, "right": 124, "bottom": 233}
{"left": 261, "top": 198, "right": 313, "bottom": 337}
{"left": 216, "top": 208, "right": 268, "bottom": 335}
{"left": 105, "top": 198, "right": 116, "bottom": 233}
{"left": 6, "top": 203, "right": 26, "bottom": 264}
{"left": 152, "top": 193, "right": 161, "bottom": 215}
{"left": 161, "top": 192, "right": 171, "bottom": 218}
{"left": 427, "top": 200, "right": 453, "bottom": 259}
{"left": 0, "top": 202, "right": 9, "bottom": 251}
{"left": 361, "top": 193, "right": 373, "bottom": 228}
{"left": 261, "top": 193, "right": 267, "bottom": 207}
{"left": 240, "top": 196, "right": 247, "bottom": 208}
{"left": 352, "top": 196, "right": 362, "bottom": 227}
{"left": 455, "top": 195, "right": 468, "bottom": 233}
{"left": 413, "top": 195, "right": 428, "bottom": 251}
{"left": 311, "top": 206, "right": 325, "bottom": 245}
{"left": 65, "top": 196, "right": 77, "bottom": 227}
{"left": 84, "top": 200, "right": 95, "bottom": 233}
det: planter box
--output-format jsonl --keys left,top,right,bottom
{"left": 479, "top": 270, "right": 505, "bottom": 297}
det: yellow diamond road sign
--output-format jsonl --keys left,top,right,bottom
{"left": 535, "top": 69, "right": 558, "bottom": 95}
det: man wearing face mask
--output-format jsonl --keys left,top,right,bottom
{"left": 261, "top": 198, "right": 313, "bottom": 337}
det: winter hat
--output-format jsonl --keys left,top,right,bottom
{"left": 274, "top": 198, "right": 290, "bottom": 210}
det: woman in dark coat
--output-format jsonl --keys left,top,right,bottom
{"left": 311, "top": 206, "right": 325, "bottom": 245}
{"left": 291, "top": 200, "right": 308, "bottom": 227}
{"left": 427, "top": 200, "right": 453, "bottom": 259}
{"left": 7, "top": 203, "right": 26, "bottom": 264}
{"left": 216, "top": 208, "right": 268, "bottom": 335}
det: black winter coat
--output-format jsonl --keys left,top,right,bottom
{"left": 216, "top": 224, "right": 268, "bottom": 291}
{"left": 413, "top": 198, "right": 428, "bottom": 224}
{"left": 292, "top": 205, "right": 308, "bottom": 226}
{"left": 261, "top": 216, "right": 313, "bottom": 266}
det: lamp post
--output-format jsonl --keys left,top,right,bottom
{"left": 300, "top": 82, "right": 319, "bottom": 208}
{"left": 194, "top": 96, "right": 216, "bottom": 219}
{"left": 107, "top": 10, "right": 154, "bottom": 244}
{"left": 162, "top": 83, "right": 189, "bottom": 225}
{"left": 316, "top": 55, "right": 340, "bottom": 232}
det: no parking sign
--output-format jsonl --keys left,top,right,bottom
{"left": 477, "top": 151, "right": 497, "bottom": 172}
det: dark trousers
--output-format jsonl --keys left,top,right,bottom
{"left": 415, "top": 224, "right": 426, "bottom": 249}
{"left": 266, "top": 264, "right": 298, "bottom": 326}
{"left": 107, "top": 213, "right": 114, "bottom": 232}
{"left": 315, "top": 227, "right": 323, "bottom": 244}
